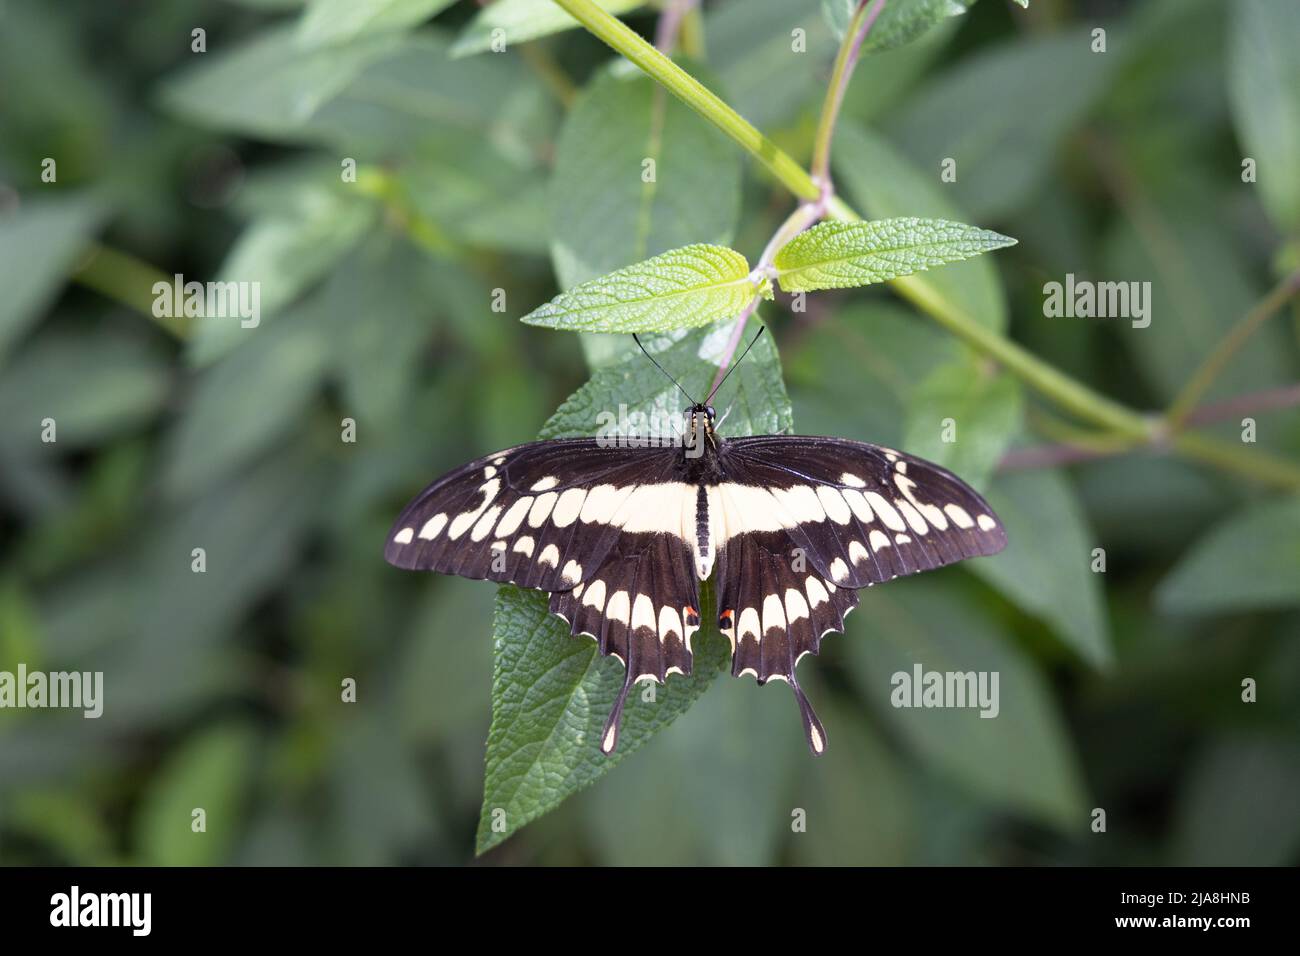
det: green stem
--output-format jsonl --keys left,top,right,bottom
{"left": 71, "top": 242, "right": 190, "bottom": 339}
{"left": 555, "top": 0, "right": 1300, "bottom": 490}
{"left": 810, "top": 0, "right": 886, "bottom": 185}
{"left": 1166, "top": 267, "right": 1300, "bottom": 428}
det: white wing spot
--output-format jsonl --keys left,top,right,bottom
{"left": 605, "top": 590, "right": 631, "bottom": 626}
{"left": 840, "top": 472, "right": 866, "bottom": 487}
{"left": 579, "top": 484, "right": 628, "bottom": 523}
{"left": 582, "top": 579, "right": 607, "bottom": 611}
{"left": 842, "top": 488, "right": 876, "bottom": 524}
{"left": 470, "top": 505, "right": 502, "bottom": 542}
{"left": 805, "top": 577, "right": 829, "bottom": 608}
{"left": 393, "top": 527, "right": 414, "bottom": 544}
{"left": 538, "top": 544, "right": 560, "bottom": 568}
{"left": 816, "top": 486, "right": 853, "bottom": 525}
{"left": 632, "top": 594, "right": 656, "bottom": 632}
{"left": 896, "top": 499, "right": 929, "bottom": 535}
{"left": 483, "top": 466, "right": 496, "bottom": 479}
{"left": 849, "top": 540, "right": 870, "bottom": 564}
{"left": 770, "top": 485, "right": 825, "bottom": 525}
{"left": 945, "top": 504, "right": 975, "bottom": 528}
{"left": 829, "top": 557, "right": 850, "bottom": 582}
{"left": 865, "top": 492, "right": 907, "bottom": 532}
{"left": 762, "top": 594, "right": 787, "bottom": 635}
{"left": 738, "top": 608, "right": 761, "bottom": 641}
{"left": 560, "top": 559, "right": 583, "bottom": 585}
{"left": 784, "top": 588, "right": 809, "bottom": 623}
{"left": 495, "top": 497, "right": 532, "bottom": 537}
{"left": 977, "top": 514, "right": 998, "bottom": 531}
{"left": 550, "top": 488, "right": 586, "bottom": 528}
{"left": 512, "top": 536, "right": 534, "bottom": 556}
{"left": 869, "top": 529, "right": 891, "bottom": 551}
{"left": 528, "top": 492, "right": 558, "bottom": 527}
{"left": 895, "top": 534, "right": 911, "bottom": 544}
{"left": 418, "top": 513, "right": 448, "bottom": 540}
{"left": 658, "top": 605, "right": 683, "bottom": 644}
{"left": 530, "top": 476, "right": 559, "bottom": 491}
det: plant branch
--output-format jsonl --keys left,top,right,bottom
{"left": 708, "top": 200, "right": 827, "bottom": 396}
{"left": 1166, "top": 267, "right": 1300, "bottom": 428}
{"left": 654, "top": 0, "right": 698, "bottom": 55}
{"left": 71, "top": 242, "right": 190, "bottom": 339}
{"left": 810, "top": 0, "right": 887, "bottom": 186}
{"left": 1002, "top": 382, "right": 1300, "bottom": 479}
{"left": 518, "top": 42, "right": 577, "bottom": 107}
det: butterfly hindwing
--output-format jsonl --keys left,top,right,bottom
{"left": 549, "top": 532, "right": 701, "bottom": 754}
{"left": 706, "top": 434, "right": 1006, "bottom": 753}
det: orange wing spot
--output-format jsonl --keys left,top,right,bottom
{"left": 685, "top": 606, "right": 697, "bottom": 617}
{"left": 718, "top": 608, "right": 733, "bottom": 624}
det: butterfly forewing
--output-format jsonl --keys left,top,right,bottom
{"left": 717, "top": 435, "right": 1006, "bottom": 589}
{"left": 385, "top": 438, "right": 683, "bottom": 591}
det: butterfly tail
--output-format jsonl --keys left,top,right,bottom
{"left": 600, "top": 668, "right": 635, "bottom": 756}
{"left": 791, "top": 677, "right": 828, "bottom": 756}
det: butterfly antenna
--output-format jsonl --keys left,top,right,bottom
{"left": 706, "top": 325, "right": 766, "bottom": 405}
{"left": 632, "top": 334, "right": 696, "bottom": 406}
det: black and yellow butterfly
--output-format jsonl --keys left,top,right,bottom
{"left": 386, "top": 336, "right": 1006, "bottom": 755}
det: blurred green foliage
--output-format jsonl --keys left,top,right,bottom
{"left": 1, "top": 0, "right": 1298, "bottom": 866}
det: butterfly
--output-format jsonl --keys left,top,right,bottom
{"left": 385, "top": 332, "right": 1007, "bottom": 756}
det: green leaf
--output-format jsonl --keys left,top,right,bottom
{"left": 477, "top": 319, "right": 792, "bottom": 853}
{"left": 190, "top": 172, "right": 377, "bottom": 364}
{"left": 0, "top": 328, "right": 170, "bottom": 451}
{"left": 0, "top": 195, "right": 107, "bottom": 360}
{"left": 972, "top": 469, "right": 1112, "bottom": 667}
{"left": 835, "top": 123, "right": 1009, "bottom": 331}
{"left": 157, "top": 25, "right": 405, "bottom": 141}
{"left": 1171, "top": 736, "right": 1300, "bottom": 866}
{"left": 296, "top": 0, "right": 457, "bottom": 48}
{"left": 164, "top": 306, "right": 331, "bottom": 500}
{"left": 551, "top": 64, "right": 740, "bottom": 367}
{"left": 824, "top": 0, "right": 1021, "bottom": 55}
{"left": 135, "top": 724, "right": 259, "bottom": 866}
{"left": 902, "top": 359, "right": 1023, "bottom": 491}
{"left": 551, "top": 65, "right": 741, "bottom": 291}
{"left": 521, "top": 244, "right": 756, "bottom": 333}
{"left": 844, "top": 579, "right": 1087, "bottom": 831}
{"left": 477, "top": 585, "right": 729, "bottom": 856}
{"left": 1104, "top": 192, "right": 1288, "bottom": 405}
{"left": 451, "top": 0, "right": 644, "bottom": 58}
{"left": 772, "top": 217, "right": 1015, "bottom": 293}
{"left": 1228, "top": 0, "right": 1300, "bottom": 232}
{"left": 1157, "top": 497, "right": 1300, "bottom": 614}
{"left": 886, "top": 29, "right": 1120, "bottom": 219}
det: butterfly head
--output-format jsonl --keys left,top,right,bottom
{"left": 684, "top": 403, "right": 716, "bottom": 457}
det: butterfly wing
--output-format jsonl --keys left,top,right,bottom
{"left": 719, "top": 435, "right": 1006, "bottom": 587}
{"left": 709, "top": 434, "right": 1007, "bottom": 753}
{"left": 386, "top": 436, "right": 703, "bottom": 753}
{"left": 386, "top": 438, "right": 685, "bottom": 591}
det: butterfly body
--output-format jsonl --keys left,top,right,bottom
{"left": 387, "top": 404, "right": 1006, "bottom": 756}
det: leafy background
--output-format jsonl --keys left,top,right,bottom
{"left": 1, "top": 0, "right": 1298, "bottom": 866}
